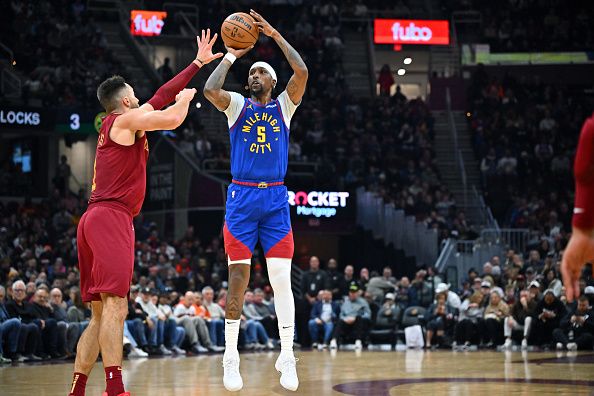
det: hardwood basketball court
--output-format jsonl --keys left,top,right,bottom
{"left": 1, "top": 350, "right": 593, "bottom": 395}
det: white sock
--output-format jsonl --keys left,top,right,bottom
{"left": 224, "top": 319, "right": 240, "bottom": 356}
{"left": 266, "top": 258, "right": 295, "bottom": 354}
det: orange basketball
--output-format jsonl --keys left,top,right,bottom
{"left": 221, "top": 12, "right": 259, "bottom": 49}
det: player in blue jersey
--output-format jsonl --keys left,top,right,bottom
{"left": 203, "top": 9, "right": 307, "bottom": 393}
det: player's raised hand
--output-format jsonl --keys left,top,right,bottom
{"left": 176, "top": 88, "right": 197, "bottom": 103}
{"left": 250, "top": 9, "right": 277, "bottom": 37}
{"left": 225, "top": 44, "right": 254, "bottom": 59}
{"left": 196, "top": 29, "right": 224, "bottom": 66}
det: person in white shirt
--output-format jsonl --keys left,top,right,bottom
{"left": 173, "top": 291, "right": 223, "bottom": 353}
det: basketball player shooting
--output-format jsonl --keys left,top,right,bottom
{"left": 203, "top": 10, "right": 308, "bottom": 392}
{"left": 562, "top": 113, "right": 594, "bottom": 303}
{"left": 68, "top": 30, "right": 222, "bottom": 396}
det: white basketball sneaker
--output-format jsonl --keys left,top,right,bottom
{"left": 222, "top": 352, "right": 243, "bottom": 392}
{"left": 275, "top": 352, "right": 299, "bottom": 391}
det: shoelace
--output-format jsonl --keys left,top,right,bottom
{"left": 280, "top": 357, "right": 299, "bottom": 374}
{"left": 223, "top": 358, "right": 240, "bottom": 372}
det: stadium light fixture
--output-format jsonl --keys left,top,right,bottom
{"left": 404, "top": 57, "right": 412, "bottom": 65}
{"left": 397, "top": 68, "right": 406, "bottom": 76}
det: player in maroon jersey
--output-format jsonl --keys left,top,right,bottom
{"left": 562, "top": 114, "right": 594, "bottom": 303}
{"left": 68, "top": 30, "right": 222, "bottom": 396}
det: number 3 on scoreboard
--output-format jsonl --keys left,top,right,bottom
{"left": 257, "top": 126, "right": 266, "bottom": 143}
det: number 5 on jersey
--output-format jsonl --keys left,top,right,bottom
{"left": 257, "top": 126, "right": 266, "bottom": 143}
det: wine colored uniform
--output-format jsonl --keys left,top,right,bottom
{"left": 77, "top": 113, "right": 148, "bottom": 301}
{"left": 573, "top": 113, "right": 594, "bottom": 229}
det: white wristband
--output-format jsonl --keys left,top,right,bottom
{"left": 224, "top": 53, "right": 236, "bottom": 64}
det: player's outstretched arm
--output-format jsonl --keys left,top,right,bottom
{"left": 250, "top": 9, "right": 308, "bottom": 105}
{"left": 141, "top": 29, "right": 223, "bottom": 112}
{"left": 119, "top": 88, "right": 196, "bottom": 132}
{"left": 203, "top": 45, "right": 253, "bottom": 111}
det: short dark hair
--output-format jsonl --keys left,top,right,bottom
{"left": 579, "top": 295, "right": 590, "bottom": 304}
{"left": 97, "top": 75, "right": 127, "bottom": 112}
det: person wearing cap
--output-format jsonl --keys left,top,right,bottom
{"left": 584, "top": 285, "right": 594, "bottom": 306}
{"left": 552, "top": 295, "right": 594, "bottom": 351}
{"left": 375, "top": 292, "right": 401, "bottom": 332}
{"left": 135, "top": 287, "right": 172, "bottom": 356}
{"left": 528, "top": 280, "right": 542, "bottom": 302}
{"left": 308, "top": 290, "right": 340, "bottom": 349}
{"left": 329, "top": 282, "right": 371, "bottom": 350}
{"left": 530, "top": 289, "right": 567, "bottom": 348}
{"left": 434, "top": 283, "right": 461, "bottom": 310}
{"left": 204, "top": 11, "right": 308, "bottom": 387}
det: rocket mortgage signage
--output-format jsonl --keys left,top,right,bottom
{"left": 374, "top": 19, "right": 449, "bottom": 45}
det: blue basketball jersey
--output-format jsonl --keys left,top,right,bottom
{"left": 225, "top": 92, "right": 296, "bottom": 182}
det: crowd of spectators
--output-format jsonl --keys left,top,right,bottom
{"left": 441, "top": 0, "right": 594, "bottom": 52}
{"left": 468, "top": 65, "right": 592, "bottom": 253}
{"left": 2, "top": 189, "right": 594, "bottom": 364}
{"left": 3, "top": 0, "right": 127, "bottom": 107}
{"left": 298, "top": 251, "right": 594, "bottom": 351}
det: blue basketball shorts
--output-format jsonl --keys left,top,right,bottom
{"left": 223, "top": 183, "right": 294, "bottom": 261}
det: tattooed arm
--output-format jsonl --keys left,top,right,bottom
{"left": 203, "top": 60, "right": 233, "bottom": 111}
{"left": 203, "top": 45, "right": 253, "bottom": 111}
{"left": 250, "top": 9, "right": 308, "bottom": 105}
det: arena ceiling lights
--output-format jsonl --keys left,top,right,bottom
{"left": 374, "top": 19, "right": 450, "bottom": 46}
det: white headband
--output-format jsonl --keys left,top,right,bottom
{"left": 249, "top": 61, "right": 277, "bottom": 82}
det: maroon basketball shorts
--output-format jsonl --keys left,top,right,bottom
{"left": 77, "top": 202, "right": 134, "bottom": 302}
{"left": 573, "top": 115, "right": 594, "bottom": 230}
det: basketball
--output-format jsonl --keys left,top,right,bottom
{"left": 221, "top": 12, "right": 259, "bottom": 49}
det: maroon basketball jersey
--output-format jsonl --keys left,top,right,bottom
{"left": 88, "top": 113, "right": 148, "bottom": 217}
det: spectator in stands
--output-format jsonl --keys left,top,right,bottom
{"left": 202, "top": 286, "right": 225, "bottom": 347}
{"left": 53, "top": 155, "right": 71, "bottom": 196}
{"left": 529, "top": 280, "right": 542, "bottom": 302}
{"left": 173, "top": 291, "right": 219, "bottom": 354}
{"left": 455, "top": 291, "right": 485, "bottom": 349}
{"left": 409, "top": 270, "right": 433, "bottom": 308}
{"left": 366, "top": 266, "right": 397, "bottom": 302}
{"left": 245, "top": 288, "right": 278, "bottom": 341}
{"left": 49, "top": 287, "right": 78, "bottom": 357}
{"left": 377, "top": 65, "right": 394, "bottom": 97}
{"left": 308, "top": 290, "right": 340, "bottom": 349}
{"left": 395, "top": 277, "right": 412, "bottom": 310}
{"left": 543, "top": 269, "right": 563, "bottom": 298}
{"left": 337, "top": 265, "right": 355, "bottom": 300}
{"left": 330, "top": 283, "right": 371, "bottom": 350}
{"left": 503, "top": 289, "right": 536, "bottom": 350}
{"left": 434, "top": 283, "right": 462, "bottom": 310}
{"left": 300, "top": 256, "right": 330, "bottom": 345}
{"left": 552, "top": 296, "right": 594, "bottom": 351}
{"left": 326, "top": 258, "right": 342, "bottom": 300}
{"left": 359, "top": 268, "right": 370, "bottom": 290}
{"left": 530, "top": 290, "right": 566, "bottom": 348}
{"left": 0, "top": 285, "right": 21, "bottom": 363}
{"left": 363, "top": 290, "right": 380, "bottom": 323}
{"left": 156, "top": 292, "right": 186, "bottom": 355}
{"left": 425, "top": 292, "right": 456, "bottom": 349}
{"left": 65, "top": 287, "right": 89, "bottom": 345}
{"left": 585, "top": 286, "right": 594, "bottom": 306}
{"left": 483, "top": 290, "right": 509, "bottom": 348}
{"left": 126, "top": 288, "right": 152, "bottom": 354}
{"left": 136, "top": 287, "right": 172, "bottom": 355}
{"left": 157, "top": 57, "right": 173, "bottom": 82}
{"left": 242, "top": 290, "right": 274, "bottom": 350}
{"left": 374, "top": 292, "right": 400, "bottom": 331}
{"left": 28, "top": 288, "right": 63, "bottom": 358}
